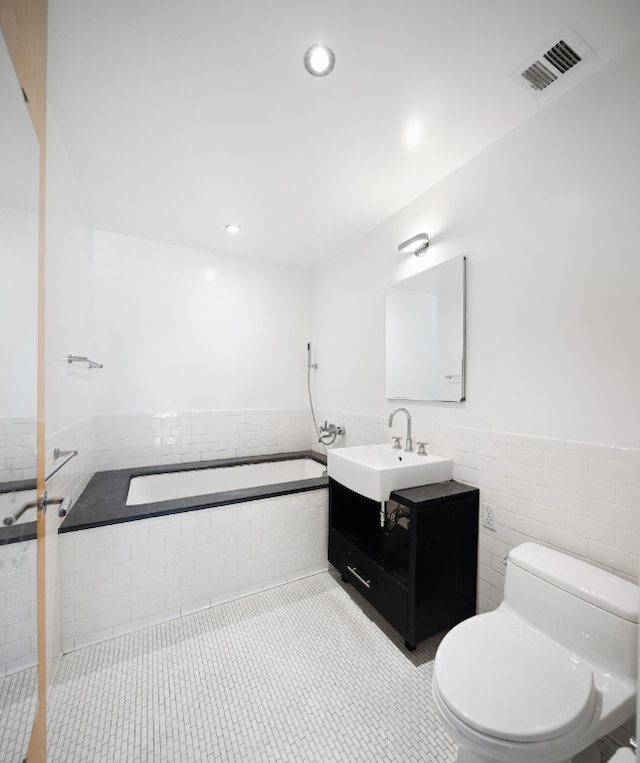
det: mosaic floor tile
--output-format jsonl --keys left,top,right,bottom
{"left": 0, "top": 666, "right": 37, "bottom": 763}
{"left": 47, "top": 572, "right": 456, "bottom": 762}
{"left": 1, "top": 571, "right": 626, "bottom": 762}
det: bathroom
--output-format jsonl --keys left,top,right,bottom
{"left": 1, "top": 0, "right": 640, "bottom": 760}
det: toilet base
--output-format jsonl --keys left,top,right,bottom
{"left": 454, "top": 741, "right": 601, "bottom": 763}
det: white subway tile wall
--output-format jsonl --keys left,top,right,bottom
{"left": 0, "top": 416, "right": 37, "bottom": 484}
{"left": 0, "top": 542, "right": 37, "bottom": 677}
{"left": 318, "top": 409, "right": 640, "bottom": 614}
{"left": 45, "top": 415, "right": 98, "bottom": 680}
{"left": 45, "top": 415, "right": 95, "bottom": 511}
{"left": 14, "top": 404, "right": 638, "bottom": 664}
{"left": 0, "top": 413, "right": 38, "bottom": 678}
{"left": 93, "top": 409, "right": 313, "bottom": 471}
{"left": 59, "top": 488, "right": 328, "bottom": 651}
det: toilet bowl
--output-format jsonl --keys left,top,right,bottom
{"left": 608, "top": 752, "right": 636, "bottom": 762}
{"left": 432, "top": 543, "right": 639, "bottom": 763}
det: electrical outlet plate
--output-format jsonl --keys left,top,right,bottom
{"left": 482, "top": 502, "right": 497, "bottom": 531}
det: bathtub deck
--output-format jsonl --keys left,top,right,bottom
{"left": 60, "top": 451, "right": 327, "bottom": 534}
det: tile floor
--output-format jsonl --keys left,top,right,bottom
{"left": 0, "top": 571, "right": 626, "bottom": 762}
{"left": 0, "top": 665, "right": 37, "bottom": 763}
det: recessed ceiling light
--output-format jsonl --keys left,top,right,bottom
{"left": 225, "top": 224, "right": 241, "bottom": 234}
{"left": 304, "top": 43, "right": 336, "bottom": 77}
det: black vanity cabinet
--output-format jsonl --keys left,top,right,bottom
{"left": 328, "top": 478, "right": 479, "bottom": 650}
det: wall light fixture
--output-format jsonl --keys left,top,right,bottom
{"left": 398, "top": 232, "right": 429, "bottom": 257}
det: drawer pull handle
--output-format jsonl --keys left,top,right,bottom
{"left": 347, "top": 565, "right": 371, "bottom": 589}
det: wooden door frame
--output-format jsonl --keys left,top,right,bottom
{"left": 0, "top": 1, "right": 48, "bottom": 760}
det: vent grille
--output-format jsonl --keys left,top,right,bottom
{"left": 510, "top": 26, "right": 595, "bottom": 96}
{"left": 544, "top": 40, "right": 582, "bottom": 73}
{"left": 521, "top": 61, "right": 557, "bottom": 92}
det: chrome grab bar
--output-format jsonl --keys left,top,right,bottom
{"left": 53, "top": 496, "right": 72, "bottom": 518}
{"left": 3, "top": 499, "right": 38, "bottom": 526}
{"left": 68, "top": 355, "right": 103, "bottom": 369}
{"left": 2, "top": 495, "right": 72, "bottom": 525}
{"left": 3, "top": 446, "right": 78, "bottom": 525}
{"left": 347, "top": 565, "right": 371, "bottom": 589}
{"left": 46, "top": 449, "right": 78, "bottom": 481}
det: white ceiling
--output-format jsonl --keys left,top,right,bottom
{"left": 45, "top": 0, "right": 640, "bottom": 268}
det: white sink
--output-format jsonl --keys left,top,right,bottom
{"left": 327, "top": 443, "right": 452, "bottom": 503}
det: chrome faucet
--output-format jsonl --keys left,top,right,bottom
{"left": 388, "top": 407, "right": 412, "bottom": 452}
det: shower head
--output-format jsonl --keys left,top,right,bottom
{"left": 307, "top": 342, "right": 318, "bottom": 370}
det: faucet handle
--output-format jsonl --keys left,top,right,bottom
{"left": 391, "top": 436, "right": 402, "bottom": 449}
{"left": 416, "top": 442, "right": 429, "bottom": 455}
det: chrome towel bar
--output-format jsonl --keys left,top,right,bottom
{"left": 46, "top": 449, "right": 78, "bottom": 481}
{"left": 68, "top": 355, "right": 103, "bottom": 369}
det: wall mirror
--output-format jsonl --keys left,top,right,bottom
{"left": 385, "top": 255, "right": 466, "bottom": 402}
{"left": 0, "top": 25, "right": 40, "bottom": 763}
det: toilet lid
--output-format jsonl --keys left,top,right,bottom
{"left": 434, "top": 611, "right": 595, "bottom": 743}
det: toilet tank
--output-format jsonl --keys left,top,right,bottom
{"left": 503, "top": 543, "right": 639, "bottom": 681}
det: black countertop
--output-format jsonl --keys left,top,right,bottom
{"left": 0, "top": 519, "right": 37, "bottom": 546}
{"left": 390, "top": 480, "right": 479, "bottom": 509}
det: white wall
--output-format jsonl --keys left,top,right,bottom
{"left": 313, "top": 42, "right": 640, "bottom": 450}
{"left": 312, "top": 44, "right": 640, "bottom": 605}
{"left": 0, "top": 207, "right": 38, "bottom": 418}
{"left": 0, "top": 206, "right": 38, "bottom": 483}
{"left": 46, "top": 115, "right": 95, "bottom": 440}
{"left": 93, "top": 231, "right": 313, "bottom": 415}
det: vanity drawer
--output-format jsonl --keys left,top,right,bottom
{"left": 344, "top": 546, "right": 408, "bottom": 634}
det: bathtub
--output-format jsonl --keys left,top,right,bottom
{"left": 126, "top": 457, "right": 327, "bottom": 505}
{"left": 61, "top": 452, "right": 328, "bottom": 533}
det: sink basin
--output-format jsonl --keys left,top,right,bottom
{"left": 327, "top": 443, "right": 452, "bottom": 502}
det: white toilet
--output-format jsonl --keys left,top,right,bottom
{"left": 432, "top": 542, "right": 638, "bottom": 763}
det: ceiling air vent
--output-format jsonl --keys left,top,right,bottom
{"left": 510, "top": 26, "right": 595, "bottom": 96}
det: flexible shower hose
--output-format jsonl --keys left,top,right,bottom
{"left": 307, "top": 363, "right": 338, "bottom": 445}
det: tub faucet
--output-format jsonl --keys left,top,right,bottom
{"left": 388, "top": 407, "right": 412, "bottom": 452}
